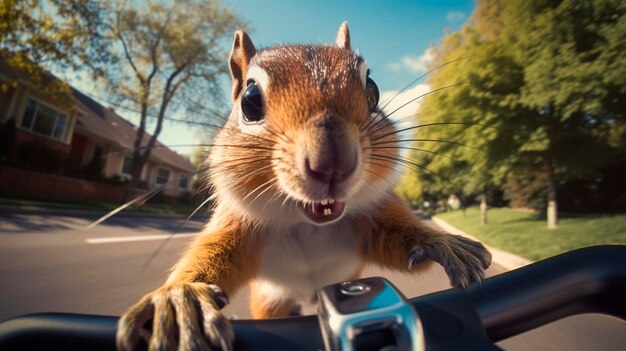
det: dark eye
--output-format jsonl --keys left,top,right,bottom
{"left": 241, "top": 81, "right": 265, "bottom": 123}
{"left": 365, "top": 76, "right": 379, "bottom": 112}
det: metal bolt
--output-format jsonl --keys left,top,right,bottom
{"left": 340, "top": 281, "right": 370, "bottom": 296}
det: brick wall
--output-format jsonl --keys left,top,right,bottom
{"left": 0, "top": 165, "right": 127, "bottom": 203}
{"left": 14, "top": 129, "right": 71, "bottom": 153}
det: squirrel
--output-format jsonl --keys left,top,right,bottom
{"left": 116, "top": 22, "right": 491, "bottom": 351}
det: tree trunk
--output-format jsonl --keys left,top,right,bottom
{"left": 480, "top": 192, "right": 488, "bottom": 225}
{"left": 125, "top": 153, "right": 145, "bottom": 202}
{"left": 545, "top": 157, "right": 558, "bottom": 229}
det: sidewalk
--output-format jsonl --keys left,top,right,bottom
{"left": 432, "top": 216, "right": 533, "bottom": 271}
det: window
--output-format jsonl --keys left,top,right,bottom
{"left": 178, "top": 177, "right": 189, "bottom": 189}
{"left": 121, "top": 156, "right": 133, "bottom": 175}
{"left": 21, "top": 98, "right": 69, "bottom": 142}
{"left": 155, "top": 168, "right": 170, "bottom": 185}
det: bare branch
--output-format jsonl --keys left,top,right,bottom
{"left": 111, "top": 11, "right": 144, "bottom": 84}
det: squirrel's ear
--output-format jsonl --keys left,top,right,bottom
{"left": 336, "top": 21, "right": 351, "bottom": 51}
{"left": 229, "top": 31, "right": 257, "bottom": 101}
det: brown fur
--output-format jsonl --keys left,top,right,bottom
{"left": 354, "top": 193, "right": 441, "bottom": 271}
{"left": 167, "top": 206, "right": 262, "bottom": 296}
{"left": 249, "top": 282, "right": 299, "bottom": 319}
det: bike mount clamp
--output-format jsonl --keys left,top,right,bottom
{"left": 317, "top": 277, "right": 424, "bottom": 351}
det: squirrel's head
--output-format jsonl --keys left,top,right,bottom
{"left": 208, "top": 22, "right": 400, "bottom": 226}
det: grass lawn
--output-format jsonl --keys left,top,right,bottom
{"left": 435, "top": 206, "right": 626, "bottom": 261}
{"left": 0, "top": 195, "right": 200, "bottom": 216}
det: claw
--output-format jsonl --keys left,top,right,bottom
{"left": 208, "top": 284, "right": 230, "bottom": 309}
{"left": 409, "top": 235, "right": 491, "bottom": 290}
{"left": 117, "top": 283, "right": 234, "bottom": 351}
{"left": 408, "top": 246, "right": 427, "bottom": 270}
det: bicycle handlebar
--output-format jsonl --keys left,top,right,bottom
{"left": 0, "top": 245, "right": 624, "bottom": 350}
{"left": 467, "top": 245, "right": 626, "bottom": 341}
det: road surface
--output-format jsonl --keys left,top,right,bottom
{"left": 0, "top": 212, "right": 624, "bottom": 350}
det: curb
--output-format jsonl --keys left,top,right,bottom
{"left": 431, "top": 216, "right": 533, "bottom": 271}
{"left": 0, "top": 204, "right": 208, "bottom": 221}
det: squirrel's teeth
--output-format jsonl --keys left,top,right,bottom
{"left": 323, "top": 208, "right": 332, "bottom": 216}
{"left": 329, "top": 198, "right": 335, "bottom": 204}
{"left": 321, "top": 198, "right": 329, "bottom": 205}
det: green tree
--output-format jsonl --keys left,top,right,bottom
{"left": 399, "top": 0, "right": 626, "bottom": 228}
{"left": 407, "top": 29, "right": 521, "bottom": 224}
{"left": 503, "top": 0, "right": 626, "bottom": 226}
{"left": 101, "top": 0, "right": 244, "bottom": 192}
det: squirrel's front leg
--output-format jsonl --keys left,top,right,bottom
{"left": 116, "top": 220, "right": 259, "bottom": 351}
{"left": 359, "top": 194, "right": 492, "bottom": 290}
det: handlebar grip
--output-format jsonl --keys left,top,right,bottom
{"left": 467, "top": 245, "right": 626, "bottom": 342}
{"left": 0, "top": 313, "right": 116, "bottom": 351}
{"left": 0, "top": 313, "right": 325, "bottom": 351}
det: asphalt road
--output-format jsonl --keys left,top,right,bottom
{"left": 0, "top": 212, "right": 624, "bottom": 350}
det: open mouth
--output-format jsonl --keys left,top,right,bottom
{"left": 301, "top": 197, "right": 346, "bottom": 224}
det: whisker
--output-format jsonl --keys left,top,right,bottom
{"left": 371, "top": 138, "right": 479, "bottom": 150}
{"left": 260, "top": 122, "right": 292, "bottom": 144}
{"left": 381, "top": 83, "right": 468, "bottom": 121}
{"left": 280, "top": 192, "right": 292, "bottom": 210}
{"left": 369, "top": 154, "right": 454, "bottom": 190}
{"left": 365, "top": 111, "right": 421, "bottom": 139}
{"left": 360, "top": 57, "right": 468, "bottom": 131}
{"left": 371, "top": 121, "right": 493, "bottom": 142}
{"left": 85, "top": 167, "right": 206, "bottom": 230}
{"left": 362, "top": 82, "right": 469, "bottom": 140}
{"left": 242, "top": 174, "right": 276, "bottom": 202}
{"left": 229, "top": 124, "right": 290, "bottom": 146}
{"left": 185, "top": 195, "right": 215, "bottom": 223}
{"left": 258, "top": 183, "right": 280, "bottom": 211}
{"left": 142, "top": 187, "right": 217, "bottom": 271}
{"left": 102, "top": 142, "right": 278, "bottom": 159}
{"left": 103, "top": 122, "right": 286, "bottom": 159}
{"left": 363, "top": 162, "right": 399, "bottom": 190}
{"left": 211, "top": 160, "right": 276, "bottom": 177}
{"left": 366, "top": 146, "right": 457, "bottom": 161}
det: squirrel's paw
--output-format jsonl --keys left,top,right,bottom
{"left": 116, "top": 282, "right": 233, "bottom": 351}
{"left": 408, "top": 235, "right": 492, "bottom": 290}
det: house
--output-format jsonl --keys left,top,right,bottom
{"left": 0, "top": 59, "right": 197, "bottom": 204}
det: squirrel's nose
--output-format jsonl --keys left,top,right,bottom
{"left": 303, "top": 114, "right": 358, "bottom": 184}
{"left": 305, "top": 153, "right": 356, "bottom": 184}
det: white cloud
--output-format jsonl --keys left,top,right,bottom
{"left": 386, "top": 48, "right": 435, "bottom": 75}
{"left": 377, "top": 84, "right": 431, "bottom": 157}
{"left": 380, "top": 83, "right": 430, "bottom": 122}
{"left": 446, "top": 11, "right": 466, "bottom": 22}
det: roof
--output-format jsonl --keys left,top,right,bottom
{"left": 72, "top": 88, "right": 196, "bottom": 173}
{"left": 0, "top": 53, "right": 195, "bottom": 173}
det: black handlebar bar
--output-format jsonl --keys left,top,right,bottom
{"left": 0, "top": 245, "right": 624, "bottom": 350}
{"left": 467, "top": 245, "right": 626, "bottom": 341}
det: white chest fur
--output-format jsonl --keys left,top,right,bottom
{"left": 258, "top": 221, "right": 361, "bottom": 302}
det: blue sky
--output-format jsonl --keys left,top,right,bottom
{"left": 226, "top": 0, "right": 474, "bottom": 92}
{"left": 68, "top": 0, "right": 475, "bottom": 153}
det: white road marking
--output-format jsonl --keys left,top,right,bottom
{"left": 86, "top": 233, "right": 198, "bottom": 244}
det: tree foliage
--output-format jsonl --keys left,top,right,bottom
{"left": 100, "top": 0, "right": 244, "bottom": 187}
{"left": 398, "top": 0, "right": 626, "bottom": 225}
{"left": 0, "top": 0, "right": 110, "bottom": 102}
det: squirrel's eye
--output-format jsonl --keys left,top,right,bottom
{"left": 365, "top": 77, "right": 379, "bottom": 112}
{"left": 241, "top": 81, "right": 265, "bottom": 123}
